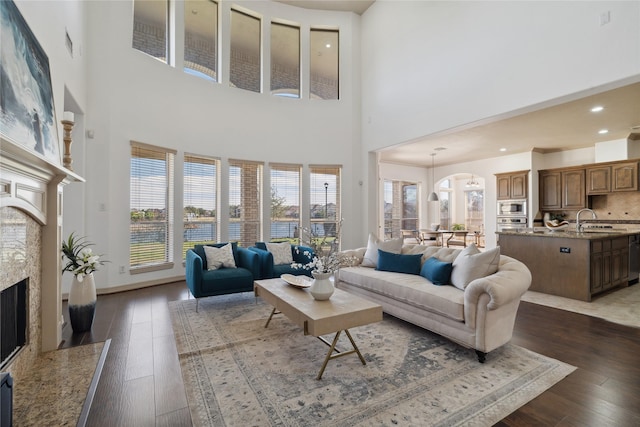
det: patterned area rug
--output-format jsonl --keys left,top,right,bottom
{"left": 170, "top": 293, "right": 575, "bottom": 427}
{"left": 522, "top": 284, "right": 640, "bottom": 328}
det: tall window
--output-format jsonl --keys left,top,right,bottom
{"left": 132, "top": 0, "right": 168, "bottom": 62}
{"left": 270, "top": 164, "right": 301, "bottom": 242}
{"left": 271, "top": 22, "right": 300, "bottom": 98}
{"left": 310, "top": 166, "right": 341, "bottom": 245}
{"left": 184, "top": 0, "right": 218, "bottom": 81}
{"left": 465, "top": 190, "right": 484, "bottom": 232}
{"left": 184, "top": 155, "right": 218, "bottom": 258}
{"left": 439, "top": 179, "right": 452, "bottom": 230}
{"left": 230, "top": 9, "right": 261, "bottom": 92}
{"left": 229, "top": 159, "right": 262, "bottom": 246}
{"left": 130, "top": 141, "right": 175, "bottom": 270}
{"left": 383, "top": 180, "right": 419, "bottom": 239}
{"left": 383, "top": 180, "right": 393, "bottom": 239}
{"left": 310, "top": 28, "right": 339, "bottom": 100}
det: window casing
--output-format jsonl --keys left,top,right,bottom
{"left": 183, "top": 155, "right": 219, "bottom": 258}
{"left": 269, "top": 164, "right": 301, "bottom": 242}
{"left": 383, "top": 180, "right": 419, "bottom": 239}
{"left": 130, "top": 141, "right": 175, "bottom": 271}
{"left": 310, "top": 28, "right": 339, "bottom": 100}
{"left": 465, "top": 190, "right": 484, "bottom": 232}
{"left": 439, "top": 179, "right": 452, "bottom": 230}
{"left": 271, "top": 22, "right": 300, "bottom": 98}
{"left": 229, "top": 159, "right": 263, "bottom": 246}
{"left": 309, "top": 165, "right": 341, "bottom": 247}
{"left": 184, "top": 0, "right": 218, "bottom": 81}
{"left": 230, "top": 9, "right": 261, "bottom": 92}
{"left": 132, "top": 0, "right": 168, "bottom": 62}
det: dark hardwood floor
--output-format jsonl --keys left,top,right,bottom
{"left": 61, "top": 281, "right": 640, "bottom": 426}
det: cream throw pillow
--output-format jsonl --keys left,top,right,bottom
{"left": 450, "top": 243, "right": 500, "bottom": 290}
{"left": 203, "top": 244, "right": 237, "bottom": 271}
{"left": 266, "top": 242, "right": 293, "bottom": 265}
{"left": 362, "top": 233, "right": 403, "bottom": 268}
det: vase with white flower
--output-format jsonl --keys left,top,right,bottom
{"left": 62, "top": 233, "right": 107, "bottom": 332}
{"left": 292, "top": 220, "right": 357, "bottom": 300}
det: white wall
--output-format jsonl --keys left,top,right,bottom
{"left": 361, "top": 1, "right": 640, "bottom": 152}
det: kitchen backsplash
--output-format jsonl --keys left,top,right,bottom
{"left": 590, "top": 192, "right": 640, "bottom": 222}
{"left": 535, "top": 192, "right": 640, "bottom": 226}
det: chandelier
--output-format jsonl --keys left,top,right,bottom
{"left": 466, "top": 174, "right": 480, "bottom": 188}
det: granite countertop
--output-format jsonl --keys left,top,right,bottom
{"left": 497, "top": 229, "right": 640, "bottom": 239}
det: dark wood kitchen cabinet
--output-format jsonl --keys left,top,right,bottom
{"left": 539, "top": 168, "right": 586, "bottom": 210}
{"left": 587, "top": 162, "right": 638, "bottom": 194}
{"left": 496, "top": 171, "right": 528, "bottom": 200}
{"left": 612, "top": 162, "right": 638, "bottom": 191}
{"left": 591, "top": 237, "right": 628, "bottom": 294}
{"left": 562, "top": 169, "right": 587, "bottom": 209}
{"left": 586, "top": 166, "right": 611, "bottom": 194}
{"left": 539, "top": 170, "right": 562, "bottom": 210}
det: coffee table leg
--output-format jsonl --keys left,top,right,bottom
{"left": 264, "top": 307, "right": 279, "bottom": 328}
{"left": 316, "top": 329, "right": 366, "bottom": 380}
{"left": 344, "top": 329, "right": 367, "bottom": 365}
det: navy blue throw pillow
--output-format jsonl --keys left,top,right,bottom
{"left": 376, "top": 249, "right": 422, "bottom": 275}
{"left": 420, "top": 256, "right": 453, "bottom": 286}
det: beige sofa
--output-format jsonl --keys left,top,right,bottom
{"left": 337, "top": 244, "right": 531, "bottom": 362}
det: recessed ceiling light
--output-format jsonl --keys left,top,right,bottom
{"left": 325, "top": 43, "right": 331, "bottom": 48}
{"left": 499, "top": 148, "right": 507, "bottom": 152}
{"left": 598, "top": 129, "right": 609, "bottom": 134}
{"left": 591, "top": 106, "right": 604, "bottom": 113}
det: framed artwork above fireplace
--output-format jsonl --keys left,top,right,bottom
{"left": 0, "top": 0, "right": 61, "bottom": 166}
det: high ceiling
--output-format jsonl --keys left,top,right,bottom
{"left": 379, "top": 81, "right": 640, "bottom": 167}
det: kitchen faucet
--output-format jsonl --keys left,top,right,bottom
{"left": 576, "top": 208, "right": 597, "bottom": 232}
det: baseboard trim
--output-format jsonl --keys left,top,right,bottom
{"left": 62, "top": 276, "right": 185, "bottom": 300}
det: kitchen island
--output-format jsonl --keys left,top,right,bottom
{"left": 497, "top": 229, "right": 637, "bottom": 301}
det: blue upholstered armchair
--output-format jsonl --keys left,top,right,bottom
{"left": 185, "top": 243, "right": 260, "bottom": 311}
{"left": 249, "top": 243, "right": 315, "bottom": 279}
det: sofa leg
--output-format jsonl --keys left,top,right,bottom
{"left": 475, "top": 350, "right": 486, "bottom": 363}
{"left": 196, "top": 298, "right": 199, "bottom": 313}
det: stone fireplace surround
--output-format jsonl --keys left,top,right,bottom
{"left": 0, "top": 138, "right": 81, "bottom": 379}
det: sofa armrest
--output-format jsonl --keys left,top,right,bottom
{"left": 185, "top": 249, "right": 203, "bottom": 296}
{"left": 248, "top": 247, "right": 274, "bottom": 279}
{"left": 464, "top": 255, "right": 532, "bottom": 311}
{"left": 237, "top": 247, "right": 260, "bottom": 279}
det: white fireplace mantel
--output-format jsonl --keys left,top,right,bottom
{"left": 1, "top": 136, "right": 84, "bottom": 351}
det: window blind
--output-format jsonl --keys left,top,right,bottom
{"left": 183, "top": 154, "right": 218, "bottom": 258}
{"left": 130, "top": 142, "right": 175, "bottom": 269}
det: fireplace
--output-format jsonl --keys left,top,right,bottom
{"left": 1, "top": 137, "right": 80, "bottom": 380}
{"left": 1, "top": 279, "right": 28, "bottom": 369}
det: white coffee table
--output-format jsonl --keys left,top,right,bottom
{"left": 254, "top": 278, "right": 383, "bottom": 379}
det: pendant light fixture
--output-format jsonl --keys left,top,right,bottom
{"left": 466, "top": 174, "right": 479, "bottom": 188}
{"left": 427, "top": 152, "right": 439, "bottom": 202}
